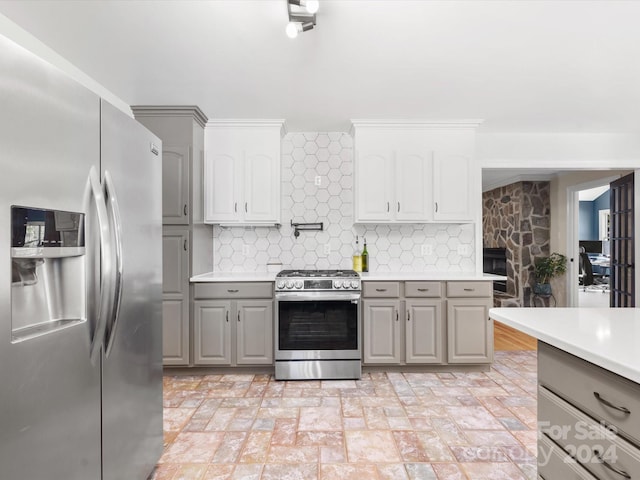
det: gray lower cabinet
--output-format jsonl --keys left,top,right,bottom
{"left": 363, "top": 299, "right": 401, "bottom": 364}
{"left": 193, "top": 283, "right": 273, "bottom": 366}
{"left": 162, "top": 227, "right": 190, "bottom": 365}
{"left": 538, "top": 342, "right": 640, "bottom": 479}
{"left": 363, "top": 280, "right": 490, "bottom": 366}
{"left": 446, "top": 281, "right": 493, "bottom": 364}
{"left": 406, "top": 299, "right": 443, "bottom": 364}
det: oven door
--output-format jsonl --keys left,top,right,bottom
{"left": 275, "top": 291, "right": 361, "bottom": 361}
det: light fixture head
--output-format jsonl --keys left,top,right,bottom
{"left": 305, "top": 0, "right": 319, "bottom": 14}
{"left": 286, "top": 21, "right": 299, "bottom": 38}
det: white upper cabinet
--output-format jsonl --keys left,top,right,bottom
{"left": 204, "top": 121, "right": 284, "bottom": 225}
{"left": 352, "top": 121, "right": 480, "bottom": 223}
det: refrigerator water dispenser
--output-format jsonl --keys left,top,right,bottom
{"left": 11, "top": 206, "right": 86, "bottom": 342}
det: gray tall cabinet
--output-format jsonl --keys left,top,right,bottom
{"left": 132, "top": 106, "right": 211, "bottom": 366}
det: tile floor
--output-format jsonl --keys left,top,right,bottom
{"left": 153, "top": 351, "right": 538, "bottom": 480}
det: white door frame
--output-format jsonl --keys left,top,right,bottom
{"left": 565, "top": 176, "right": 619, "bottom": 307}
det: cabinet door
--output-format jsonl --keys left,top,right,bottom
{"left": 236, "top": 300, "right": 273, "bottom": 365}
{"left": 355, "top": 150, "right": 394, "bottom": 222}
{"left": 162, "top": 299, "right": 189, "bottom": 365}
{"left": 193, "top": 300, "right": 232, "bottom": 365}
{"left": 363, "top": 299, "right": 401, "bottom": 364}
{"left": 433, "top": 151, "right": 472, "bottom": 221}
{"left": 395, "top": 148, "right": 432, "bottom": 222}
{"left": 162, "top": 228, "right": 189, "bottom": 365}
{"left": 204, "top": 152, "right": 241, "bottom": 223}
{"left": 244, "top": 151, "right": 280, "bottom": 223}
{"left": 405, "top": 300, "right": 443, "bottom": 364}
{"left": 162, "top": 145, "right": 190, "bottom": 224}
{"left": 447, "top": 298, "right": 493, "bottom": 363}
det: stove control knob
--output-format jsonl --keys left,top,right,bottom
{"left": 342, "top": 283, "right": 349, "bottom": 289}
{"left": 334, "top": 280, "right": 343, "bottom": 289}
{"left": 276, "top": 280, "right": 286, "bottom": 289}
{"left": 294, "top": 280, "right": 303, "bottom": 289}
{"left": 351, "top": 281, "right": 359, "bottom": 289}
{"left": 286, "top": 280, "right": 294, "bottom": 289}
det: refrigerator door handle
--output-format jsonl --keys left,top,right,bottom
{"left": 85, "top": 166, "right": 114, "bottom": 365}
{"left": 104, "top": 171, "right": 124, "bottom": 358}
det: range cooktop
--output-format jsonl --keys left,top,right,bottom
{"left": 276, "top": 269, "right": 359, "bottom": 278}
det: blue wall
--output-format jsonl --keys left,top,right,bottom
{"left": 579, "top": 190, "right": 610, "bottom": 240}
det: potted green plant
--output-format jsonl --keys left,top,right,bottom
{"left": 533, "top": 252, "right": 567, "bottom": 296}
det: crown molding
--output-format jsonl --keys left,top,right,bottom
{"left": 131, "top": 105, "right": 208, "bottom": 128}
{"left": 206, "top": 119, "right": 288, "bottom": 136}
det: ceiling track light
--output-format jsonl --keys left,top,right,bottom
{"left": 286, "top": 0, "right": 317, "bottom": 38}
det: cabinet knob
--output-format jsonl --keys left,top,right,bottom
{"left": 234, "top": 202, "right": 238, "bottom": 213}
{"left": 183, "top": 204, "right": 188, "bottom": 216}
{"left": 407, "top": 311, "right": 410, "bottom": 322}
{"left": 226, "top": 311, "right": 229, "bottom": 322}
{"left": 183, "top": 239, "right": 187, "bottom": 251}
{"left": 395, "top": 310, "right": 399, "bottom": 322}
{"left": 245, "top": 202, "right": 248, "bottom": 213}
{"left": 435, "top": 202, "right": 438, "bottom": 213}
{"left": 238, "top": 312, "right": 241, "bottom": 322}
{"left": 386, "top": 202, "right": 390, "bottom": 213}
{"left": 397, "top": 202, "right": 400, "bottom": 213}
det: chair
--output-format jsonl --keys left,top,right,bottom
{"left": 579, "top": 251, "right": 609, "bottom": 293}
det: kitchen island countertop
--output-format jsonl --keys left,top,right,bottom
{"left": 490, "top": 307, "right": 640, "bottom": 384}
{"left": 190, "top": 271, "right": 506, "bottom": 283}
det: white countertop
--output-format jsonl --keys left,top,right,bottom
{"left": 490, "top": 307, "right": 640, "bottom": 384}
{"left": 190, "top": 271, "right": 505, "bottom": 283}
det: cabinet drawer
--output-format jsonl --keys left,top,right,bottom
{"left": 538, "top": 433, "right": 598, "bottom": 480}
{"left": 193, "top": 282, "right": 273, "bottom": 299}
{"left": 539, "top": 342, "right": 640, "bottom": 446}
{"left": 405, "top": 281, "right": 442, "bottom": 298}
{"left": 539, "top": 386, "right": 640, "bottom": 480}
{"left": 362, "top": 282, "right": 400, "bottom": 298}
{"left": 446, "top": 281, "right": 492, "bottom": 298}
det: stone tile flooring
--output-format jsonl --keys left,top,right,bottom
{"left": 152, "top": 351, "right": 538, "bottom": 479}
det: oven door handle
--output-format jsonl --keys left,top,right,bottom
{"left": 275, "top": 292, "right": 361, "bottom": 302}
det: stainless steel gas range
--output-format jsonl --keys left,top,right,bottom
{"left": 274, "top": 269, "right": 361, "bottom": 380}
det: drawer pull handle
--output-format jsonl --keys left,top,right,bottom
{"left": 228, "top": 289, "right": 239, "bottom": 293}
{"left": 464, "top": 288, "right": 475, "bottom": 292}
{"left": 238, "top": 312, "right": 241, "bottom": 322}
{"left": 407, "top": 311, "right": 410, "bottom": 322}
{"left": 395, "top": 310, "right": 399, "bottom": 322}
{"left": 417, "top": 288, "right": 429, "bottom": 292}
{"left": 594, "top": 449, "right": 631, "bottom": 479}
{"left": 376, "top": 288, "right": 387, "bottom": 292}
{"left": 225, "top": 311, "right": 229, "bottom": 323}
{"left": 593, "top": 392, "right": 631, "bottom": 414}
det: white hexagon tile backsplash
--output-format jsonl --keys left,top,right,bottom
{"left": 212, "top": 132, "right": 475, "bottom": 272}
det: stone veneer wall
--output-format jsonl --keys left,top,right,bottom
{"left": 212, "top": 132, "right": 476, "bottom": 272}
{"left": 483, "top": 181, "right": 551, "bottom": 306}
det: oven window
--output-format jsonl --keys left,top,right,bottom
{"left": 278, "top": 301, "right": 358, "bottom": 350}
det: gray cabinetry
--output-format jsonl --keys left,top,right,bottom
{"left": 446, "top": 282, "right": 493, "bottom": 364}
{"left": 162, "top": 145, "right": 190, "bottom": 224}
{"left": 132, "top": 106, "right": 210, "bottom": 367}
{"left": 362, "top": 299, "right": 401, "bottom": 364}
{"left": 193, "top": 283, "right": 273, "bottom": 366}
{"left": 363, "top": 280, "right": 492, "bottom": 366}
{"left": 405, "top": 299, "right": 442, "bottom": 364}
{"left": 538, "top": 342, "right": 640, "bottom": 479}
{"left": 162, "top": 227, "right": 189, "bottom": 365}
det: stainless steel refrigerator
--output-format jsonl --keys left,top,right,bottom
{"left": 0, "top": 33, "right": 163, "bottom": 480}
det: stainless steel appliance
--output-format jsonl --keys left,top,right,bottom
{"left": 0, "top": 34, "right": 163, "bottom": 480}
{"left": 274, "top": 269, "right": 361, "bottom": 380}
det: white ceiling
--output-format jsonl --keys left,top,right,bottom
{"left": 1, "top": 0, "right": 639, "bottom": 133}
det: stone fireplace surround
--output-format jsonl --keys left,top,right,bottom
{"left": 483, "top": 181, "right": 551, "bottom": 307}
